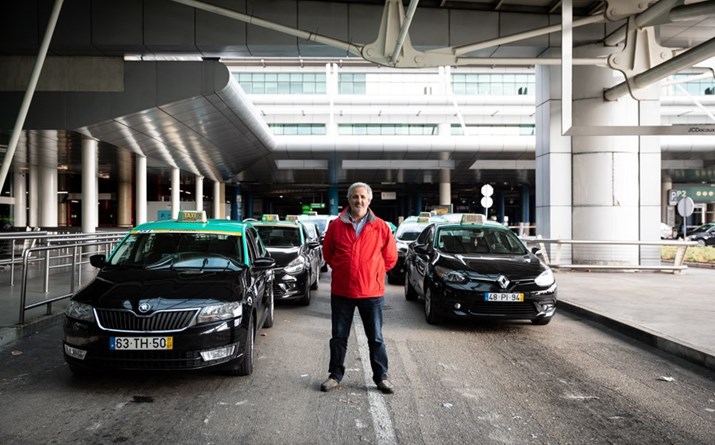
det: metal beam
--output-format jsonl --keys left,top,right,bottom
{"left": 604, "top": 35, "right": 715, "bottom": 101}
{"left": 390, "top": 0, "right": 420, "bottom": 63}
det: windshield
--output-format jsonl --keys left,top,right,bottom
{"left": 395, "top": 223, "right": 427, "bottom": 242}
{"left": 256, "top": 226, "right": 302, "bottom": 247}
{"left": 108, "top": 232, "right": 243, "bottom": 268}
{"left": 436, "top": 227, "right": 527, "bottom": 255}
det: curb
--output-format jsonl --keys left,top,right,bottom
{"left": 558, "top": 301, "right": 715, "bottom": 372}
{"left": 0, "top": 314, "right": 64, "bottom": 350}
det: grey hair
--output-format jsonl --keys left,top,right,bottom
{"left": 347, "top": 182, "right": 373, "bottom": 199}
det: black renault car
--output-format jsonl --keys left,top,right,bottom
{"left": 63, "top": 211, "right": 276, "bottom": 376}
{"left": 404, "top": 214, "right": 557, "bottom": 325}
{"left": 251, "top": 215, "right": 321, "bottom": 306}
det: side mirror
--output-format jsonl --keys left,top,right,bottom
{"left": 414, "top": 244, "right": 429, "bottom": 255}
{"left": 253, "top": 257, "right": 277, "bottom": 269}
{"left": 307, "top": 241, "right": 321, "bottom": 249}
{"left": 89, "top": 254, "right": 106, "bottom": 268}
{"left": 531, "top": 247, "right": 543, "bottom": 257}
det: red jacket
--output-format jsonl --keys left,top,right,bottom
{"left": 323, "top": 208, "right": 397, "bottom": 299}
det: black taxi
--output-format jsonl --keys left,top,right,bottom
{"left": 250, "top": 215, "right": 322, "bottom": 306}
{"left": 404, "top": 214, "right": 557, "bottom": 325}
{"left": 63, "top": 210, "right": 276, "bottom": 376}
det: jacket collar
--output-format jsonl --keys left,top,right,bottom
{"left": 339, "top": 207, "right": 376, "bottom": 224}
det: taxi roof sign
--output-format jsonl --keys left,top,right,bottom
{"left": 416, "top": 216, "right": 430, "bottom": 222}
{"left": 285, "top": 215, "right": 299, "bottom": 222}
{"left": 261, "top": 214, "right": 280, "bottom": 222}
{"left": 461, "top": 213, "right": 486, "bottom": 224}
{"left": 418, "top": 212, "right": 432, "bottom": 218}
{"left": 178, "top": 210, "right": 207, "bottom": 223}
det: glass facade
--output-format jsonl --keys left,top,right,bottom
{"left": 235, "top": 73, "right": 326, "bottom": 94}
{"left": 269, "top": 124, "right": 326, "bottom": 135}
{"left": 338, "top": 124, "right": 438, "bottom": 135}
{"left": 452, "top": 73, "right": 535, "bottom": 96}
{"left": 664, "top": 74, "right": 715, "bottom": 96}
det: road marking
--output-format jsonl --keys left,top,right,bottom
{"left": 353, "top": 313, "right": 397, "bottom": 445}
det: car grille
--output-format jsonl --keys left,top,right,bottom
{"left": 85, "top": 349, "right": 237, "bottom": 370}
{"left": 95, "top": 309, "right": 198, "bottom": 332}
{"left": 464, "top": 301, "right": 538, "bottom": 317}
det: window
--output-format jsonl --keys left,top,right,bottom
{"left": 234, "top": 72, "right": 326, "bottom": 95}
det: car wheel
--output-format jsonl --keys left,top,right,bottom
{"left": 404, "top": 273, "right": 417, "bottom": 301}
{"left": 531, "top": 316, "right": 552, "bottom": 326}
{"left": 424, "top": 287, "right": 442, "bottom": 325}
{"left": 263, "top": 286, "right": 274, "bottom": 329}
{"left": 232, "top": 315, "right": 255, "bottom": 376}
{"left": 697, "top": 239, "right": 706, "bottom": 247}
{"left": 299, "top": 278, "right": 311, "bottom": 306}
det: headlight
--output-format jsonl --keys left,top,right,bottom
{"left": 535, "top": 268, "right": 555, "bottom": 287}
{"left": 284, "top": 256, "right": 306, "bottom": 274}
{"left": 434, "top": 266, "right": 468, "bottom": 283}
{"left": 197, "top": 302, "right": 243, "bottom": 323}
{"left": 65, "top": 301, "right": 95, "bottom": 322}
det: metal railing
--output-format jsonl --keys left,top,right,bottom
{"left": 2, "top": 232, "right": 127, "bottom": 324}
{"left": 524, "top": 237, "right": 699, "bottom": 273}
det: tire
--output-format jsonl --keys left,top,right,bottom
{"left": 424, "top": 287, "right": 442, "bottom": 325}
{"left": 263, "top": 286, "right": 274, "bottom": 329}
{"left": 404, "top": 273, "right": 418, "bottom": 301}
{"left": 697, "top": 239, "right": 706, "bottom": 247}
{"left": 232, "top": 315, "right": 255, "bottom": 376}
{"left": 299, "top": 278, "right": 311, "bottom": 306}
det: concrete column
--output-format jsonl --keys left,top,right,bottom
{"left": 230, "top": 184, "right": 241, "bottom": 221}
{"left": 520, "top": 184, "right": 530, "bottom": 224}
{"left": 495, "top": 190, "right": 505, "bottom": 223}
{"left": 81, "top": 137, "right": 97, "bottom": 233}
{"left": 38, "top": 144, "right": 58, "bottom": 228}
{"left": 328, "top": 186, "right": 339, "bottom": 216}
{"left": 116, "top": 150, "right": 132, "bottom": 228}
{"left": 535, "top": 64, "right": 572, "bottom": 263}
{"left": 135, "top": 155, "right": 147, "bottom": 225}
{"left": 569, "top": 48, "right": 660, "bottom": 264}
{"left": 195, "top": 175, "right": 204, "bottom": 212}
{"left": 28, "top": 164, "right": 38, "bottom": 228}
{"left": 414, "top": 192, "right": 423, "bottom": 215}
{"left": 661, "top": 175, "right": 673, "bottom": 226}
{"left": 212, "top": 180, "right": 222, "bottom": 219}
{"left": 171, "top": 168, "right": 180, "bottom": 219}
{"left": 13, "top": 167, "right": 26, "bottom": 227}
{"left": 438, "top": 150, "right": 451, "bottom": 207}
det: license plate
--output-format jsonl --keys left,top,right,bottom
{"left": 110, "top": 336, "right": 173, "bottom": 350}
{"left": 485, "top": 292, "right": 524, "bottom": 302}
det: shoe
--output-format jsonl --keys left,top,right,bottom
{"left": 320, "top": 377, "right": 340, "bottom": 392}
{"left": 376, "top": 379, "right": 395, "bottom": 394}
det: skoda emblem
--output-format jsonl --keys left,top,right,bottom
{"left": 497, "top": 275, "right": 510, "bottom": 289}
{"left": 138, "top": 302, "right": 151, "bottom": 313}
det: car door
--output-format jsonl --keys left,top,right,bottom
{"left": 412, "top": 225, "right": 436, "bottom": 296}
{"left": 245, "top": 228, "right": 270, "bottom": 310}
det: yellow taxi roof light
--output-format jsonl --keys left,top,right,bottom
{"left": 285, "top": 215, "right": 299, "bottom": 222}
{"left": 461, "top": 213, "right": 486, "bottom": 224}
{"left": 418, "top": 212, "right": 432, "bottom": 218}
{"left": 416, "top": 216, "right": 430, "bottom": 222}
{"left": 262, "top": 214, "right": 280, "bottom": 222}
{"left": 178, "top": 210, "right": 207, "bottom": 223}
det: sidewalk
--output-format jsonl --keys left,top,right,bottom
{"left": 1, "top": 263, "right": 713, "bottom": 372}
{"left": 554, "top": 266, "right": 715, "bottom": 371}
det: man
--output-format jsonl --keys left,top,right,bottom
{"left": 320, "top": 182, "right": 398, "bottom": 394}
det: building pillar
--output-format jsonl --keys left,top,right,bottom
{"left": 661, "top": 175, "right": 673, "bottom": 226}
{"left": 171, "top": 168, "right": 180, "bottom": 219}
{"left": 13, "top": 167, "right": 26, "bottom": 227}
{"left": 81, "top": 137, "right": 97, "bottom": 233}
{"left": 414, "top": 192, "right": 423, "bottom": 215}
{"left": 230, "top": 184, "right": 241, "bottom": 221}
{"left": 495, "top": 190, "right": 505, "bottom": 224}
{"left": 38, "top": 143, "right": 58, "bottom": 228}
{"left": 28, "top": 164, "right": 38, "bottom": 228}
{"left": 520, "top": 184, "right": 530, "bottom": 224}
{"left": 212, "top": 180, "right": 223, "bottom": 219}
{"left": 117, "top": 149, "right": 132, "bottom": 228}
{"left": 195, "top": 175, "right": 204, "bottom": 212}
{"left": 535, "top": 64, "right": 572, "bottom": 261}
{"left": 328, "top": 186, "right": 339, "bottom": 216}
{"left": 135, "top": 155, "right": 147, "bottom": 225}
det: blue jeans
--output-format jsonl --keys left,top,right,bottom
{"left": 328, "top": 295, "right": 389, "bottom": 384}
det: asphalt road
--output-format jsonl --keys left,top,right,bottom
{"left": 1, "top": 273, "right": 714, "bottom": 445}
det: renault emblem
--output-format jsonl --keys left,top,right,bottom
{"left": 497, "top": 275, "right": 510, "bottom": 289}
{"left": 138, "top": 302, "right": 151, "bottom": 313}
